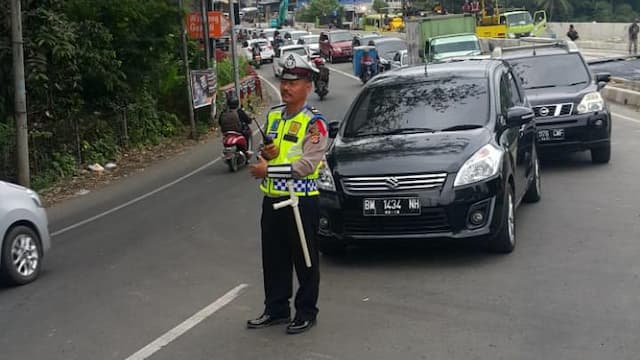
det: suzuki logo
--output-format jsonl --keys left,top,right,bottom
{"left": 385, "top": 177, "right": 400, "bottom": 190}
{"left": 538, "top": 107, "right": 550, "bottom": 117}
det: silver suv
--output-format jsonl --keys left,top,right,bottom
{"left": 1, "top": 181, "right": 51, "bottom": 285}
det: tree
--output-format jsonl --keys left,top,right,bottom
{"left": 536, "top": 0, "right": 572, "bottom": 21}
{"left": 373, "top": 0, "right": 388, "bottom": 13}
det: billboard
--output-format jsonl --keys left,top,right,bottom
{"left": 190, "top": 69, "right": 217, "bottom": 109}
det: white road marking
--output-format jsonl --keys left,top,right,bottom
{"left": 258, "top": 74, "right": 282, "bottom": 102}
{"left": 123, "top": 284, "right": 248, "bottom": 360}
{"left": 326, "top": 64, "right": 361, "bottom": 81}
{"left": 52, "top": 78, "right": 283, "bottom": 237}
{"left": 612, "top": 111, "right": 640, "bottom": 124}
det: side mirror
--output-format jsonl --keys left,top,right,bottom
{"left": 328, "top": 121, "right": 340, "bottom": 138}
{"left": 595, "top": 73, "right": 611, "bottom": 83}
{"left": 243, "top": 41, "right": 248, "bottom": 47}
{"left": 506, "top": 106, "right": 535, "bottom": 127}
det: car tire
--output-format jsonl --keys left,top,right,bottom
{"left": 591, "top": 143, "right": 611, "bottom": 164}
{"left": 487, "top": 184, "right": 516, "bottom": 254}
{"left": 523, "top": 152, "right": 541, "bottom": 203}
{"left": 318, "top": 237, "right": 346, "bottom": 256}
{"left": 1, "top": 225, "right": 43, "bottom": 285}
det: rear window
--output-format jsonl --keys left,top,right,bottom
{"left": 432, "top": 40, "right": 480, "bottom": 54}
{"left": 376, "top": 40, "right": 407, "bottom": 58}
{"left": 510, "top": 53, "right": 590, "bottom": 89}
{"left": 282, "top": 48, "right": 307, "bottom": 57}
{"left": 344, "top": 78, "right": 490, "bottom": 137}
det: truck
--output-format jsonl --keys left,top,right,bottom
{"left": 405, "top": 13, "right": 481, "bottom": 65}
{"left": 475, "top": 0, "right": 547, "bottom": 39}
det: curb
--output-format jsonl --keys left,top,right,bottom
{"left": 602, "top": 85, "right": 640, "bottom": 107}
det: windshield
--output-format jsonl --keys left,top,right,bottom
{"left": 289, "top": 32, "right": 306, "bottom": 40}
{"left": 282, "top": 48, "right": 307, "bottom": 57}
{"left": 510, "top": 54, "right": 590, "bottom": 90}
{"left": 330, "top": 32, "right": 352, "bottom": 42}
{"left": 376, "top": 40, "right": 408, "bottom": 58}
{"left": 344, "top": 78, "right": 489, "bottom": 137}
{"left": 301, "top": 35, "right": 319, "bottom": 44}
{"left": 506, "top": 12, "right": 533, "bottom": 26}
{"left": 432, "top": 40, "right": 480, "bottom": 55}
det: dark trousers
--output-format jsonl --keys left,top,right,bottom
{"left": 261, "top": 196, "right": 320, "bottom": 321}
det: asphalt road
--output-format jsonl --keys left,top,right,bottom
{"left": 1, "top": 59, "right": 640, "bottom": 360}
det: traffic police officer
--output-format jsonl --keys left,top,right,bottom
{"left": 248, "top": 53, "right": 329, "bottom": 335}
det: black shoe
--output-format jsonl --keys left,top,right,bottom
{"left": 246, "top": 314, "right": 290, "bottom": 329}
{"left": 286, "top": 318, "right": 316, "bottom": 334}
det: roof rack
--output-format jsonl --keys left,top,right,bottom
{"left": 491, "top": 38, "right": 579, "bottom": 58}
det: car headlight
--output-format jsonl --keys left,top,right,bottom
{"left": 333, "top": 47, "right": 342, "bottom": 53}
{"left": 508, "top": 33, "right": 516, "bottom": 39}
{"left": 577, "top": 91, "right": 605, "bottom": 114}
{"left": 318, "top": 163, "right": 336, "bottom": 191}
{"left": 454, "top": 144, "right": 504, "bottom": 187}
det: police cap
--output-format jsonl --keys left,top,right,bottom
{"left": 281, "top": 53, "right": 318, "bottom": 81}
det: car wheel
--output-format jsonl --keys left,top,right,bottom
{"left": 1, "top": 225, "right": 43, "bottom": 285}
{"left": 319, "top": 237, "right": 346, "bottom": 256}
{"left": 487, "top": 184, "right": 516, "bottom": 254}
{"left": 523, "top": 152, "right": 541, "bottom": 203}
{"left": 591, "top": 143, "right": 611, "bottom": 164}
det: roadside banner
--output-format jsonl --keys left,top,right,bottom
{"left": 190, "top": 69, "right": 217, "bottom": 109}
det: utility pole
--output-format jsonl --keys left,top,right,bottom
{"left": 201, "top": 0, "right": 211, "bottom": 66}
{"left": 11, "top": 0, "right": 29, "bottom": 186}
{"left": 178, "top": 0, "right": 197, "bottom": 139}
{"left": 229, "top": 0, "right": 241, "bottom": 98}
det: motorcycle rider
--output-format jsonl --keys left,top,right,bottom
{"left": 360, "top": 40, "right": 377, "bottom": 80}
{"left": 219, "top": 96, "right": 253, "bottom": 158}
{"left": 312, "top": 57, "right": 330, "bottom": 88}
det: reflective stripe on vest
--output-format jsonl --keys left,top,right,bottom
{"left": 259, "top": 107, "right": 321, "bottom": 197}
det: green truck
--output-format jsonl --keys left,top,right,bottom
{"left": 405, "top": 14, "right": 482, "bottom": 65}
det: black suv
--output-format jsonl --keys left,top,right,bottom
{"left": 493, "top": 40, "right": 612, "bottom": 163}
{"left": 318, "top": 60, "right": 541, "bottom": 254}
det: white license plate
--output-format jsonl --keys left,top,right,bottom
{"left": 538, "top": 128, "right": 564, "bottom": 141}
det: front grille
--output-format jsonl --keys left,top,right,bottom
{"left": 533, "top": 103, "right": 574, "bottom": 118}
{"left": 341, "top": 173, "right": 447, "bottom": 194}
{"left": 343, "top": 208, "right": 451, "bottom": 235}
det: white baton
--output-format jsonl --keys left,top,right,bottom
{"left": 273, "top": 180, "right": 312, "bottom": 268}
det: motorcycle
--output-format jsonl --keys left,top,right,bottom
{"left": 222, "top": 131, "right": 253, "bottom": 172}
{"left": 312, "top": 57, "right": 329, "bottom": 100}
{"left": 252, "top": 53, "right": 262, "bottom": 69}
{"left": 315, "top": 79, "right": 328, "bottom": 100}
{"left": 360, "top": 60, "right": 374, "bottom": 83}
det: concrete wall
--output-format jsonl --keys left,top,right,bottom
{"left": 548, "top": 22, "right": 634, "bottom": 43}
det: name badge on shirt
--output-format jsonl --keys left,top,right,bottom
{"left": 284, "top": 121, "right": 302, "bottom": 142}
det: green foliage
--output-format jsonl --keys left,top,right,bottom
{"left": 1, "top": 0, "right": 246, "bottom": 189}
{"left": 373, "top": 0, "right": 388, "bottom": 14}
{"left": 297, "top": 0, "right": 341, "bottom": 22}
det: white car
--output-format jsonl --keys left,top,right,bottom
{"left": 284, "top": 30, "right": 311, "bottom": 45}
{"left": 259, "top": 28, "right": 277, "bottom": 45}
{"left": 243, "top": 39, "right": 275, "bottom": 63}
{"left": 390, "top": 49, "right": 409, "bottom": 69}
{"left": 299, "top": 34, "right": 321, "bottom": 57}
{"left": 0, "top": 181, "right": 51, "bottom": 285}
{"left": 273, "top": 45, "right": 309, "bottom": 77}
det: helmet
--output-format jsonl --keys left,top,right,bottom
{"left": 367, "top": 40, "right": 375, "bottom": 46}
{"left": 312, "top": 57, "right": 326, "bottom": 67}
{"left": 227, "top": 96, "right": 239, "bottom": 109}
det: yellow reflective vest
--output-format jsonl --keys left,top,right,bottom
{"left": 260, "top": 106, "right": 322, "bottom": 197}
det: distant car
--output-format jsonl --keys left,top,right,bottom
{"left": 371, "top": 37, "right": 408, "bottom": 70}
{"left": 0, "top": 181, "right": 51, "bottom": 285}
{"left": 494, "top": 39, "right": 612, "bottom": 163}
{"left": 242, "top": 38, "right": 275, "bottom": 63}
{"left": 352, "top": 33, "right": 384, "bottom": 47}
{"left": 317, "top": 60, "right": 541, "bottom": 255}
{"left": 273, "top": 45, "right": 309, "bottom": 77}
{"left": 390, "top": 49, "right": 409, "bottom": 69}
{"left": 259, "top": 28, "right": 277, "bottom": 45}
{"left": 299, "top": 34, "right": 321, "bottom": 57}
{"left": 283, "top": 30, "right": 311, "bottom": 45}
{"left": 319, "top": 30, "right": 354, "bottom": 63}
